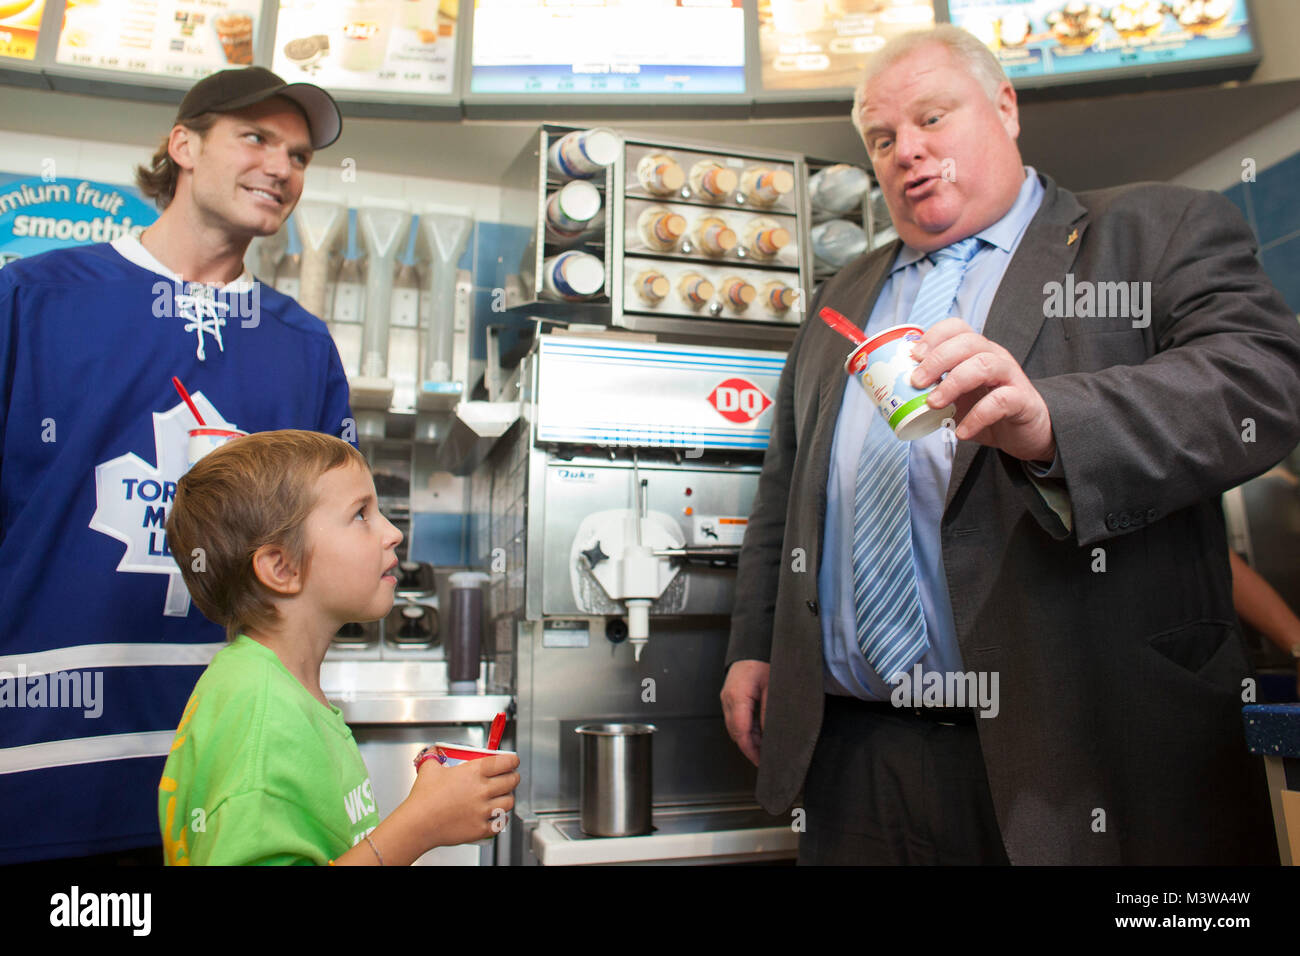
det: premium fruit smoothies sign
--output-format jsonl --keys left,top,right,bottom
{"left": 470, "top": 0, "right": 746, "bottom": 95}
{"left": 0, "top": 174, "right": 157, "bottom": 265}
{"left": 271, "top": 0, "right": 458, "bottom": 95}
{"left": 0, "top": 0, "right": 45, "bottom": 60}
{"left": 55, "top": 0, "right": 261, "bottom": 79}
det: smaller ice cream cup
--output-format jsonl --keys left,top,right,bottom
{"left": 845, "top": 324, "right": 954, "bottom": 441}
{"left": 426, "top": 742, "right": 516, "bottom": 768}
{"left": 187, "top": 427, "right": 248, "bottom": 468}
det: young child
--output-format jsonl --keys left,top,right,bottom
{"left": 159, "top": 429, "right": 518, "bottom": 865}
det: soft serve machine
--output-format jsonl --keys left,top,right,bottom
{"left": 482, "top": 127, "right": 824, "bottom": 864}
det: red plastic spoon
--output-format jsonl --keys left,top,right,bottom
{"left": 172, "top": 376, "right": 206, "bottom": 427}
{"left": 486, "top": 712, "right": 507, "bottom": 751}
{"left": 818, "top": 306, "right": 867, "bottom": 346}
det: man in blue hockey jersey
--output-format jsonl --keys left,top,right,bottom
{"left": 0, "top": 68, "right": 353, "bottom": 863}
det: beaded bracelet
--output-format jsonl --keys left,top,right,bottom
{"left": 413, "top": 745, "right": 444, "bottom": 772}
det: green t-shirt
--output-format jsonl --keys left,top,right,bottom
{"left": 158, "top": 635, "right": 380, "bottom": 865}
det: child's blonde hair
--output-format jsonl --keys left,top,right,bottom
{"left": 166, "top": 430, "right": 368, "bottom": 640}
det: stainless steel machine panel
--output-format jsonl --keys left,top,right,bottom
{"left": 515, "top": 617, "right": 759, "bottom": 818}
{"left": 541, "top": 459, "right": 758, "bottom": 617}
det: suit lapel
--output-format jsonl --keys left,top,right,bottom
{"left": 809, "top": 243, "right": 900, "bottom": 562}
{"left": 944, "top": 175, "right": 1089, "bottom": 513}
{"left": 813, "top": 241, "right": 901, "bottom": 412}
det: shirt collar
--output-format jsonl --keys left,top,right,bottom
{"left": 889, "top": 166, "right": 1044, "bottom": 275}
{"left": 110, "top": 233, "right": 256, "bottom": 293}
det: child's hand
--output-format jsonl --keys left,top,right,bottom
{"left": 404, "top": 754, "right": 520, "bottom": 849}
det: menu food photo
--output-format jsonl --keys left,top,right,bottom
{"left": 470, "top": 0, "right": 745, "bottom": 96}
{"left": 271, "top": 0, "right": 458, "bottom": 95}
{"left": 55, "top": 0, "right": 260, "bottom": 79}
{"left": 947, "top": 0, "right": 1255, "bottom": 81}
{"left": 0, "top": 0, "right": 46, "bottom": 60}
{"left": 758, "top": 0, "right": 936, "bottom": 92}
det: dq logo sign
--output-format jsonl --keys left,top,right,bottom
{"left": 707, "top": 378, "right": 772, "bottom": 424}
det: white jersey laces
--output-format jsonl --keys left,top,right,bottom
{"left": 174, "top": 285, "right": 229, "bottom": 361}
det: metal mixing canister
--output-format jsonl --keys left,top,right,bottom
{"left": 575, "top": 723, "right": 656, "bottom": 837}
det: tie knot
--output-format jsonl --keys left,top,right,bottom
{"left": 931, "top": 237, "right": 982, "bottom": 265}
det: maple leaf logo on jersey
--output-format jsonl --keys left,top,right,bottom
{"left": 90, "top": 394, "right": 238, "bottom": 617}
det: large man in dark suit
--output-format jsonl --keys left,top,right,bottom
{"left": 722, "top": 25, "right": 1300, "bottom": 864}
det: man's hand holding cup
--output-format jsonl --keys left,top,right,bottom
{"left": 910, "top": 317, "right": 1056, "bottom": 464}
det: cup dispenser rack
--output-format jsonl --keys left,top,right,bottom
{"left": 805, "top": 157, "right": 897, "bottom": 283}
{"left": 500, "top": 124, "right": 812, "bottom": 345}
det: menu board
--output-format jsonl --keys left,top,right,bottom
{"left": 55, "top": 0, "right": 261, "bottom": 79}
{"left": 271, "top": 0, "right": 458, "bottom": 95}
{"left": 470, "top": 0, "right": 746, "bottom": 96}
{"left": 0, "top": 0, "right": 45, "bottom": 60}
{"left": 947, "top": 1, "right": 1256, "bottom": 82}
{"left": 759, "top": 0, "right": 935, "bottom": 92}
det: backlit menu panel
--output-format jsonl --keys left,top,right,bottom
{"left": 0, "top": 0, "right": 45, "bottom": 60}
{"left": 758, "top": 0, "right": 935, "bottom": 92}
{"left": 271, "top": 0, "right": 459, "bottom": 94}
{"left": 55, "top": 0, "right": 261, "bottom": 79}
{"left": 471, "top": 0, "right": 745, "bottom": 95}
{"left": 947, "top": 0, "right": 1255, "bottom": 82}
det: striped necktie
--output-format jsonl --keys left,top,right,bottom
{"left": 851, "top": 236, "right": 983, "bottom": 682}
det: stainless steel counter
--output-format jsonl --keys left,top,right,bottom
{"left": 530, "top": 804, "right": 796, "bottom": 866}
{"left": 322, "top": 659, "right": 509, "bottom": 725}
{"left": 329, "top": 693, "right": 512, "bottom": 725}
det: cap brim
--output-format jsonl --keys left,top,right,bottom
{"left": 197, "top": 81, "right": 341, "bottom": 151}
{"left": 277, "top": 83, "right": 342, "bottom": 151}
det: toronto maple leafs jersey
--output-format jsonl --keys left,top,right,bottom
{"left": 0, "top": 237, "right": 353, "bottom": 862}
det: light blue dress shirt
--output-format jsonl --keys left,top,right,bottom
{"left": 820, "top": 168, "right": 1046, "bottom": 700}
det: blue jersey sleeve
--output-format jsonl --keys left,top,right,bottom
{"left": 0, "top": 272, "right": 15, "bottom": 536}
{"left": 318, "top": 342, "right": 354, "bottom": 447}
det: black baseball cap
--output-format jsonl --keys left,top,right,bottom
{"left": 177, "top": 67, "right": 342, "bottom": 150}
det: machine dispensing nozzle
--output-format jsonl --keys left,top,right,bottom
{"left": 572, "top": 459, "right": 685, "bottom": 665}
{"left": 626, "top": 599, "right": 650, "bottom": 662}
{"left": 619, "top": 541, "right": 661, "bottom": 662}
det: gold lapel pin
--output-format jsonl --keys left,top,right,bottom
{"left": 1067, "top": 228, "right": 1079, "bottom": 246}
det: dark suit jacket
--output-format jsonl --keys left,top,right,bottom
{"left": 728, "top": 173, "right": 1300, "bottom": 864}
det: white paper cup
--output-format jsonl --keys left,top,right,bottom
{"left": 845, "top": 324, "right": 954, "bottom": 441}
{"left": 187, "top": 427, "right": 248, "bottom": 468}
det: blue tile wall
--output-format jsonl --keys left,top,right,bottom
{"left": 1224, "top": 149, "right": 1300, "bottom": 315}
{"left": 410, "top": 511, "right": 468, "bottom": 566}
{"left": 1261, "top": 239, "right": 1300, "bottom": 319}
{"left": 1222, "top": 182, "right": 1251, "bottom": 231}
{"left": 458, "top": 230, "right": 475, "bottom": 273}
{"left": 1250, "top": 152, "right": 1300, "bottom": 249}
{"left": 469, "top": 222, "right": 534, "bottom": 364}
